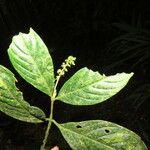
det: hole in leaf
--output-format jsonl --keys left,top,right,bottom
{"left": 76, "top": 125, "right": 82, "bottom": 128}
{"left": 105, "top": 129, "right": 110, "bottom": 133}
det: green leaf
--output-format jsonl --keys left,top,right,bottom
{"left": 8, "top": 28, "right": 54, "bottom": 96}
{"left": 55, "top": 120, "right": 148, "bottom": 150}
{"left": 0, "top": 65, "right": 46, "bottom": 123}
{"left": 57, "top": 67, "right": 133, "bottom": 105}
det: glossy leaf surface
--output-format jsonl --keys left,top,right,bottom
{"left": 8, "top": 28, "right": 54, "bottom": 96}
{"left": 0, "top": 65, "right": 46, "bottom": 123}
{"left": 57, "top": 120, "right": 148, "bottom": 150}
{"left": 57, "top": 67, "right": 133, "bottom": 105}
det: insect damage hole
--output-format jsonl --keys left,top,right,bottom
{"left": 76, "top": 125, "right": 82, "bottom": 128}
{"left": 105, "top": 129, "right": 110, "bottom": 133}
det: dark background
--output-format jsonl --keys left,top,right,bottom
{"left": 0, "top": 0, "right": 150, "bottom": 149}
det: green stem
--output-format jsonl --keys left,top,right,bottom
{"left": 40, "top": 60, "right": 67, "bottom": 149}
{"left": 40, "top": 99, "right": 54, "bottom": 150}
{"left": 52, "top": 119, "right": 59, "bottom": 127}
{"left": 40, "top": 75, "right": 61, "bottom": 150}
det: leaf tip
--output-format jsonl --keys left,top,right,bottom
{"left": 127, "top": 72, "right": 134, "bottom": 79}
{"left": 29, "top": 27, "right": 35, "bottom": 33}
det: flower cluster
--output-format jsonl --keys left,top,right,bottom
{"left": 56, "top": 56, "right": 76, "bottom": 80}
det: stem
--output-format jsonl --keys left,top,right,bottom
{"left": 52, "top": 119, "right": 59, "bottom": 127}
{"left": 40, "top": 99, "right": 54, "bottom": 150}
{"left": 40, "top": 56, "right": 74, "bottom": 149}
{"left": 40, "top": 76, "right": 61, "bottom": 150}
{"left": 54, "top": 76, "right": 60, "bottom": 92}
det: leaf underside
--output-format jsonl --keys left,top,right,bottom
{"left": 8, "top": 28, "right": 54, "bottom": 97}
{"left": 57, "top": 120, "right": 148, "bottom": 150}
{"left": 57, "top": 67, "right": 133, "bottom": 105}
{"left": 0, "top": 65, "right": 46, "bottom": 123}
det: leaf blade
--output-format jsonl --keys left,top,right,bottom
{"left": 0, "top": 65, "right": 46, "bottom": 123}
{"left": 8, "top": 28, "right": 54, "bottom": 96}
{"left": 56, "top": 120, "right": 148, "bottom": 150}
{"left": 57, "top": 67, "right": 133, "bottom": 105}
